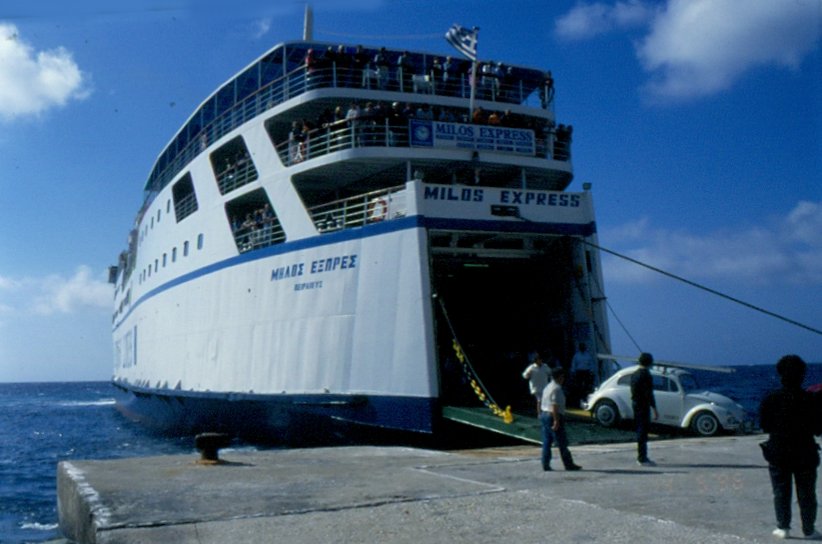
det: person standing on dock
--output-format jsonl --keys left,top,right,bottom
{"left": 570, "top": 342, "right": 596, "bottom": 407}
{"left": 540, "top": 367, "right": 582, "bottom": 472}
{"left": 759, "top": 354, "right": 822, "bottom": 540}
{"left": 630, "top": 352, "right": 658, "bottom": 466}
{"left": 522, "top": 351, "right": 551, "bottom": 417}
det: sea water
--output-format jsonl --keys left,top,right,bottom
{"left": 0, "top": 382, "right": 193, "bottom": 543}
{"left": 2, "top": 365, "right": 821, "bottom": 543}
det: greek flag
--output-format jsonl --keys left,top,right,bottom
{"left": 445, "top": 24, "right": 478, "bottom": 61}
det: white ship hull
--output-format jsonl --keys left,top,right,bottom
{"left": 110, "top": 38, "right": 611, "bottom": 443}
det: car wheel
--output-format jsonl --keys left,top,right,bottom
{"left": 593, "top": 400, "right": 620, "bottom": 428}
{"left": 691, "top": 411, "right": 719, "bottom": 436}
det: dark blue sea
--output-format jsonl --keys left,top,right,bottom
{"left": 2, "top": 364, "right": 822, "bottom": 543}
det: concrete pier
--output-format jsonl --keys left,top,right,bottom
{"left": 58, "top": 434, "right": 784, "bottom": 543}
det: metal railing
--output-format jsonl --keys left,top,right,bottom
{"left": 215, "top": 158, "right": 258, "bottom": 195}
{"left": 229, "top": 185, "right": 407, "bottom": 254}
{"left": 309, "top": 185, "right": 408, "bottom": 232}
{"left": 276, "top": 120, "right": 561, "bottom": 166}
{"left": 173, "top": 193, "right": 198, "bottom": 222}
{"left": 232, "top": 219, "right": 287, "bottom": 253}
{"left": 144, "top": 61, "right": 553, "bottom": 202}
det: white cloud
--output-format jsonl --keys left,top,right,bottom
{"left": 602, "top": 201, "right": 822, "bottom": 286}
{"left": 555, "top": 0, "right": 655, "bottom": 40}
{"left": 555, "top": 0, "right": 822, "bottom": 100}
{"left": 0, "top": 23, "right": 90, "bottom": 120}
{"left": 252, "top": 18, "right": 272, "bottom": 39}
{"left": 0, "top": 266, "right": 112, "bottom": 318}
{"left": 637, "top": 0, "right": 822, "bottom": 100}
{"left": 31, "top": 266, "right": 112, "bottom": 315}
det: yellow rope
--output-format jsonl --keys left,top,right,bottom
{"left": 452, "top": 339, "right": 513, "bottom": 424}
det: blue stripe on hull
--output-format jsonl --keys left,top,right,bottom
{"left": 112, "top": 382, "right": 436, "bottom": 443}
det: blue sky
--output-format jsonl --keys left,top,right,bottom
{"left": 0, "top": 0, "right": 820, "bottom": 382}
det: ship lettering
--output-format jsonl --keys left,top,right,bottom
{"left": 294, "top": 281, "right": 323, "bottom": 291}
{"left": 499, "top": 191, "right": 581, "bottom": 208}
{"left": 423, "top": 186, "right": 484, "bottom": 202}
{"left": 310, "top": 254, "right": 358, "bottom": 274}
{"left": 478, "top": 126, "right": 533, "bottom": 142}
{"left": 270, "top": 263, "right": 305, "bottom": 281}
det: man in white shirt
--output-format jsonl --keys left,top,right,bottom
{"left": 540, "top": 368, "right": 582, "bottom": 471}
{"left": 522, "top": 351, "right": 551, "bottom": 416}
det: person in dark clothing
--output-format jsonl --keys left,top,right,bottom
{"left": 759, "top": 354, "right": 822, "bottom": 540}
{"left": 630, "top": 352, "right": 658, "bottom": 466}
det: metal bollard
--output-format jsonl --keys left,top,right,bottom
{"left": 195, "top": 432, "right": 231, "bottom": 464}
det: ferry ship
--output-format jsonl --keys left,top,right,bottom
{"left": 110, "top": 25, "right": 612, "bottom": 443}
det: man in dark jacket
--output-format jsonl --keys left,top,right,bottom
{"left": 630, "top": 352, "right": 658, "bottom": 466}
{"left": 759, "top": 354, "right": 822, "bottom": 540}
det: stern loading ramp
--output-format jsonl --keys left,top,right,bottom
{"left": 441, "top": 406, "right": 637, "bottom": 445}
{"left": 430, "top": 233, "right": 631, "bottom": 445}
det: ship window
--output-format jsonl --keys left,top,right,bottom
{"left": 197, "top": 233, "right": 204, "bottom": 250}
{"left": 172, "top": 247, "right": 177, "bottom": 262}
{"left": 157, "top": 209, "right": 161, "bottom": 223}
{"left": 183, "top": 241, "right": 189, "bottom": 256}
{"left": 210, "top": 137, "right": 258, "bottom": 195}
{"left": 154, "top": 259, "right": 158, "bottom": 273}
{"left": 162, "top": 253, "right": 167, "bottom": 267}
{"left": 259, "top": 52, "right": 283, "bottom": 86}
{"left": 216, "top": 85, "right": 234, "bottom": 116}
{"left": 172, "top": 173, "right": 198, "bottom": 222}
{"left": 225, "top": 188, "right": 285, "bottom": 253}
{"left": 236, "top": 65, "right": 259, "bottom": 102}
{"left": 167, "top": 199, "right": 171, "bottom": 214}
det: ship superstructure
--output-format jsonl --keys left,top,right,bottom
{"left": 110, "top": 38, "right": 611, "bottom": 441}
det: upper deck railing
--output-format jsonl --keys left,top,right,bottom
{"left": 141, "top": 41, "right": 555, "bottom": 208}
{"left": 273, "top": 118, "right": 571, "bottom": 165}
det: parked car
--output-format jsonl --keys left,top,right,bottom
{"left": 583, "top": 365, "right": 749, "bottom": 436}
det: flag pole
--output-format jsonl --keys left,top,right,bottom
{"left": 469, "top": 59, "right": 477, "bottom": 122}
{"left": 468, "top": 27, "right": 478, "bottom": 123}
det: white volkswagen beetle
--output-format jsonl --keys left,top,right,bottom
{"left": 583, "top": 365, "right": 749, "bottom": 436}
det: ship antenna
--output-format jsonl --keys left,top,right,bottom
{"left": 303, "top": 4, "right": 314, "bottom": 41}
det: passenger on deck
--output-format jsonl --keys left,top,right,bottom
{"left": 352, "top": 45, "right": 370, "bottom": 88}
{"left": 388, "top": 102, "right": 408, "bottom": 146}
{"left": 442, "top": 56, "right": 457, "bottom": 95}
{"left": 541, "top": 70, "right": 555, "bottom": 108}
{"left": 396, "top": 51, "right": 411, "bottom": 92}
{"left": 373, "top": 47, "right": 390, "bottom": 89}
{"left": 415, "top": 103, "right": 433, "bottom": 120}
{"left": 346, "top": 103, "right": 362, "bottom": 146}
{"left": 430, "top": 57, "right": 444, "bottom": 93}
{"left": 304, "top": 48, "right": 319, "bottom": 85}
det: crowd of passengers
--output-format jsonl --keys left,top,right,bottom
{"left": 304, "top": 45, "right": 555, "bottom": 108}
{"left": 230, "top": 204, "right": 278, "bottom": 252}
{"left": 286, "top": 100, "right": 572, "bottom": 164}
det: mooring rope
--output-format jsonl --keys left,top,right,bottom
{"left": 435, "top": 295, "right": 514, "bottom": 424}
{"left": 584, "top": 240, "right": 822, "bottom": 337}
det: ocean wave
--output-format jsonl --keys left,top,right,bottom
{"left": 56, "top": 398, "right": 116, "bottom": 407}
{"left": 20, "top": 522, "right": 59, "bottom": 531}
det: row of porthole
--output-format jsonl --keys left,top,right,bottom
{"left": 137, "top": 233, "right": 205, "bottom": 285}
{"left": 138, "top": 198, "right": 173, "bottom": 247}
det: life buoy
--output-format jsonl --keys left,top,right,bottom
{"left": 367, "top": 198, "right": 388, "bottom": 222}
